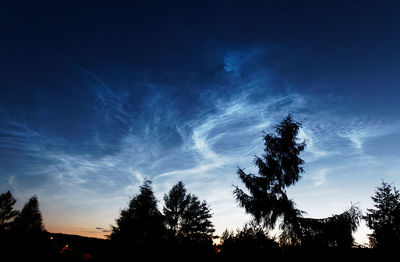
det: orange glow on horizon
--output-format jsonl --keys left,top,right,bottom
{"left": 46, "top": 225, "right": 109, "bottom": 239}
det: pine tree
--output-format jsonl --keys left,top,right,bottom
{"left": 0, "top": 191, "right": 19, "bottom": 231}
{"left": 364, "top": 181, "right": 400, "bottom": 248}
{"left": 12, "top": 195, "right": 44, "bottom": 233}
{"left": 110, "top": 179, "right": 165, "bottom": 249}
{"left": 180, "top": 194, "right": 215, "bottom": 242}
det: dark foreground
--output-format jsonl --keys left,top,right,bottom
{"left": 1, "top": 232, "right": 396, "bottom": 261}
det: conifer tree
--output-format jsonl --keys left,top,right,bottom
{"left": 110, "top": 179, "right": 165, "bottom": 248}
{"left": 364, "top": 181, "right": 400, "bottom": 248}
{"left": 12, "top": 195, "right": 44, "bottom": 233}
{"left": 0, "top": 191, "right": 19, "bottom": 231}
{"left": 234, "top": 115, "right": 360, "bottom": 247}
{"left": 234, "top": 115, "right": 306, "bottom": 231}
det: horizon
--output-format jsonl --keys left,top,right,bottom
{"left": 1, "top": 1, "right": 400, "bottom": 245}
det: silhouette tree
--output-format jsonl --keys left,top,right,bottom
{"left": 364, "top": 181, "right": 400, "bottom": 248}
{"left": 234, "top": 115, "right": 360, "bottom": 247}
{"left": 163, "top": 181, "right": 215, "bottom": 257}
{"left": 0, "top": 191, "right": 19, "bottom": 231}
{"left": 110, "top": 179, "right": 165, "bottom": 252}
{"left": 164, "top": 181, "right": 215, "bottom": 242}
{"left": 4, "top": 195, "right": 52, "bottom": 260}
{"left": 163, "top": 181, "right": 188, "bottom": 236}
{"left": 234, "top": 115, "right": 306, "bottom": 235}
{"left": 180, "top": 194, "right": 215, "bottom": 242}
{"left": 12, "top": 195, "right": 44, "bottom": 233}
{"left": 280, "top": 205, "right": 361, "bottom": 248}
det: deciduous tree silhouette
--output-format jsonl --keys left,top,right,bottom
{"left": 164, "top": 181, "right": 215, "bottom": 241}
{"left": 110, "top": 179, "right": 165, "bottom": 253}
{"left": 163, "top": 181, "right": 188, "bottom": 236}
{"left": 0, "top": 191, "right": 19, "bottom": 231}
{"left": 364, "top": 181, "right": 400, "bottom": 248}
{"left": 163, "top": 181, "right": 215, "bottom": 256}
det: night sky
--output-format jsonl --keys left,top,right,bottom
{"left": 1, "top": 1, "right": 400, "bottom": 243}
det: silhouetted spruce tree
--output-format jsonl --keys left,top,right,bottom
{"left": 110, "top": 179, "right": 165, "bottom": 252}
{"left": 234, "top": 115, "right": 360, "bottom": 247}
{"left": 0, "top": 190, "right": 19, "bottom": 231}
{"left": 180, "top": 194, "right": 215, "bottom": 242}
{"left": 164, "top": 181, "right": 215, "bottom": 243}
{"left": 12, "top": 195, "right": 44, "bottom": 233}
{"left": 364, "top": 181, "right": 400, "bottom": 248}
{"left": 234, "top": 115, "right": 305, "bottom": 236}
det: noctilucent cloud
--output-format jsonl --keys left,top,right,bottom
{"left": 1, "top": 2, "right": 400, "bottom": 243}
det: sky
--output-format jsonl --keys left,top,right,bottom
{"left": 1, "top": 1, "right": 400, "bottom": 244}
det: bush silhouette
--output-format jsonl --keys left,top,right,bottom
{"left": 219, "top": 220, "right": 279, "bottom": 258}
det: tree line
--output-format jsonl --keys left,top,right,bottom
{"left": 108, "top": 179, "right": 216, "bottom": 259}
{"left": 1, "top": 115, "right": 400, "bottom": 260}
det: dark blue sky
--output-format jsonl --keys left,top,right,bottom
{"left": 1, "top": 1, "right": 400, "bottom": 241}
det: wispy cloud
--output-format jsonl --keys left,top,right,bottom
{"left": 73, "top": 63, "right": 129, "bottom": 117}
{"left": 311, "top": 169, "right": 328, "bottom": 187}
{"left": 338, "top": 122, "right": 399, "bottom": 151}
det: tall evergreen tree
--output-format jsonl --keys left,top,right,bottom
{"left": 364, "top": 181, "right": 400, "bottom": 248}
{"left": 12, "top": 195, "right": 44, "bottom": 233}
{"left": 110, "top": 179, "right": 165, "bottom": 248}
{"left": 180, "top": 194, "right": 215, "bottom": 242}
{"left": 234, "top": 115, "right": 360, "bottom": 247}
{"left": 234, "top": 115, "right": 306, "bottom": 230}
{"left": 0, "top": 191, "right": 19, "bottom": 231}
